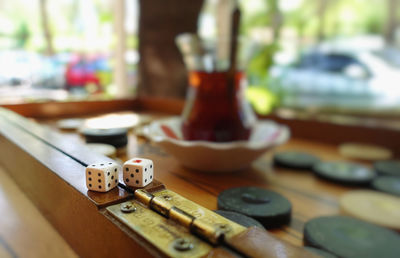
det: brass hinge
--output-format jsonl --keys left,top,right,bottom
{"left": 106, "top": 189, "right": 246, "bottom": 257}
{"left": 135, "top": 189, "right": 245, "bottom": 244}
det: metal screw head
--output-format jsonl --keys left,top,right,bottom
{"left": 120, "top": 202, "right": 136, "bottom": 213}
{"left": 173, "top": 238, "right": 193, "bottom": 251}
{"left": 215, "top": 223, "right": 232, "bottom": 233}
{"left": 163, "top": 195, "right": 172, "bottom": 201}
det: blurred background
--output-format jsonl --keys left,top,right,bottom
{"left": 0, "top": 0, "right": 399, "bottom": 115}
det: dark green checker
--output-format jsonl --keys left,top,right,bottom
{"left": 214, "top": 210, "right": 265, "bottom": 229}
{"left": 313, "top": 161, "right": 376, "bottom": 185}
{"left": 371, "top": 176, "right": 400, "bottom": 196}
{"left": 304, "top": 216, "right": 400, "bottom": 258}
{"left": 274, "top": 151, "right": 320, "bottom": 170}
{"left": 374, "top": 160, "right": 400, "bottom": 177}
{"left": 217, "top": 187, "right": 291, "bottom": 228}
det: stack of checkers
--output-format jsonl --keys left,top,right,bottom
{"left": 81, "top": 128, "right": 128, "bottom": 148}
{"left": 217, "top": 187, "right": 291, "bottom": 228}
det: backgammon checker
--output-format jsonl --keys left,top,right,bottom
{"left": 304, "top": 216, "right": 400, "bottom": 258}
{"left": 0, "top": 107, "right": 318, "bottom": 257}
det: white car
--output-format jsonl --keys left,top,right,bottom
{"left": 269, "top": 50, "right": 400, "bottom": 109}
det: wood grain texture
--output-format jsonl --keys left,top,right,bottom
{"left": 0, "top": 165, "right": 77, "bottom": 258}
{"left": 115, "top": 124, "right": 379, "bottom": 247}
{"left": 137, "top": 97, "right": 185, "bottom": 115}
{"left": 270, "top": 114, "right": 400, "bottom": 157}
{"left": 2, "top": 99, "right": 398, "bottom": 256}
{"left": 38, "top": 116, "right": 364, "bottom": 247}
{"left": 226, "top": 227, "right": 318, "bottom": 258}
{"left": 1, "top": 98, "right": 139, "bottom": 119}
{"left": 0, "top": 111, "right": 131, "bottom": 208}
{"left": 3, "top": 98, "right": 399, "bottom": 155}
{"left": 39, "top": 110, "right": 384, "bottom": 247}
{"left": 0, "top": 114, "right": 157, "bottom": 257}
{"left": 202, "top": 247, "right": 239, "bottom": 258}
{"left": 29, "top": 103, "right": 397, "bottom": 249}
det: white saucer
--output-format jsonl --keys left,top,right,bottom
{"left": 143, "top": 117, "right": 290, "bottom": 172}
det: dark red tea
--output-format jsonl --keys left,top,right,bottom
{"left": 181, "top": 71, "right": 253, "bottom": 142}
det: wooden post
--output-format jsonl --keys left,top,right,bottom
{"left": 137, "top": 0, "right": 204, "bottom": 98}
{"left": 114, "top": 0, "right": 129, "bottom": 97}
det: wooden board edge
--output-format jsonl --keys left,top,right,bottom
{"left": 1, "top": 98, "right": 140, "bottom": 119}
{"left": 0, "top": 128, "right": 162, "bottom": 257}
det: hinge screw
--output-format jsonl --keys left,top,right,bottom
{"left": 120, "top": 202, "right": 136, "bottom": 213}
{"left": 173, "top": 238, "right": 193, "bottom": 251}
{"left": 163, "top": 195, "right": 172, "bottom": 201}
{"left": 216, "top": 223, "right": 232, "bottom": 233}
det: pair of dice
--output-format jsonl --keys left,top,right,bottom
{"left": 85, "top": 158, "right": 154, "bottom": 192}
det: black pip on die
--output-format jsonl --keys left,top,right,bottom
{"left": 123, "top": 158, "right": 153, "bottom": 187}
{"left": 86, "top": 162, "right": 121, "bottom": 192}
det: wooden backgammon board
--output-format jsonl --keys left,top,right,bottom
{"left": 0, "top": 98, "right": 399, "bottom": 257}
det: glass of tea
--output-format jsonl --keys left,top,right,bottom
{"left": 176, "top": 34, "right": 256, "bottom": 142}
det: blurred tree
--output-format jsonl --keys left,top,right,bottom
{"left": 240, "top": 0, "right": 282, "bottom": 114}
{"left": 281, "top": 0, "right": 316, "bottom": 49}
{"left": 316, "top": 0, "right": 330, "bottom": 41}
{"left": 39, "top": 0, "right": 54, "bottom": 55}
{"left": 241, "top": 0, "right": 282, "bottom": 82}
{"left": 270, "top": 0, "right": 283, "bottom": 41}
{"left": 14, "top": 22, "right": 30, "bottom": 48}
{"left": 385, "top": 0, "right": 400, "bottom": 44}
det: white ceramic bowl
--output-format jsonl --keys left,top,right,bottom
{"left": 143, "top": 117, "right": 290, "bottom": 172}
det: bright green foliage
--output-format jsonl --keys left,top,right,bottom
{"left": 246, "top": 86, "right": 279, "bottom": 115}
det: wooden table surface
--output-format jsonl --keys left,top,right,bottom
{"left": 42, "top": 111, "right": 375, "bottom": 247}
{"left": 1, "top": 97, "right": 399, "bottom": 258}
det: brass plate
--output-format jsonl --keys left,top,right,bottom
{"left": 152, "top": 190, "right": 246, "bottom": 240}
{"left": 107, "top": 200, "right": 212, "bottom": 258}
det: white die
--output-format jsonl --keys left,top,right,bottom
{"left": 123, "top": 158, "right": 154, "bottom": 187}
{"left": 86, "top": 161, "right": 121, "bottom": 192}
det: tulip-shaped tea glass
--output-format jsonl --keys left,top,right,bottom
{"left": 176, "top": 33, "right": 256, "bottom": 142}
